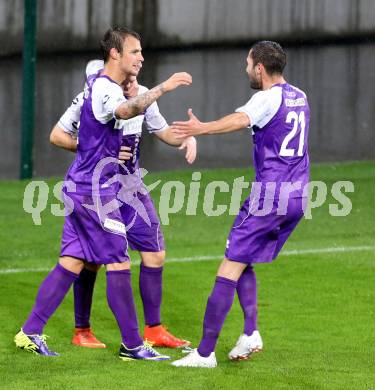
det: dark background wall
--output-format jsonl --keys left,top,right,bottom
{"left": 1, "top": 0, "right": 375, "bottom": 57}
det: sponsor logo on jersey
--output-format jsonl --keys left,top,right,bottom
{"left": 285, "top": 98, "right": 306, "bottom": 107}
{"left": 103, "top": 218, "right": 126, "bottom": 234}
{"left": 114, "top": 115, "right": 144, "bottom": 135}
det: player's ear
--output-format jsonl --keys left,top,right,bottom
{"left": 109, "top": 47, "right": 120, "bottom": 60}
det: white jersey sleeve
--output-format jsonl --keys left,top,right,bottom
{"left": 57, "top": 92, "right": 84, "bottom": 137}
{"left": 235, "top": 86, "right": 282, "bottom": 129}
{"left": 138, "top": 86, "right": 168, "bottom": 133}
{"left": 85, "top": 60, "right": 104, "bottom": 78}
{"left": 91, "top": 77, "right": 126, "bottom": 124}
{"left": 144, "top": 101, "right": 169, "bottom": 133}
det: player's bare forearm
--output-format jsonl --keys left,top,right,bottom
{"left": 171, "top": 110, "right": 250, "bottom": 138}
{"left": 155, "top": 127, "right": 183, "bottom": 146}
{"left": 154, "top": 128, "right": 197, "bottom": 164}
{"left": 50, "top": 124, "right": 77, "bottom": 152}
{"left": 204, "top": 112, "right": 250, "bottom": 135}
{"left": 116, "top": 84, "right": 165, "bottom": 120}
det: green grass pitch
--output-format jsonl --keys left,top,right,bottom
{"left": 0, "top": 161, "right": 374, "bottom": 389}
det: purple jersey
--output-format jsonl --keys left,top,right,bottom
{"left": 59, "top": 62, "right": 168, "bottom": 177}
{"left": 236, "top": 83, "right": 310, "bottom": 199}
{"left": 64, "top": 73, "right": 126, "bottom": 195}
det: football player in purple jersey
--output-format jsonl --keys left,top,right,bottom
{"left": 50, "top": 65, "right": 196, "bottom": 349}
{"left": 171, "top": 41, "right": 310, "bottom": 368}
{"left": 15, "top": 27, "right": 192, "bottom": 361}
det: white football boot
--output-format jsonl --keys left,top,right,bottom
{"left": 228, "top": 330, "right": 263, "bottom": 360}
{"left": 172, "top": 348, "right": 217, "bottom": 368}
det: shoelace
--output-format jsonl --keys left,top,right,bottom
{"left": 143, "top": 340, "right": 159, "bottom": 355}
{"left": 36, "top": 334, "right": 49, "bottom": 348}
{"left": 144, "top": 338, "right": 156, "bottom": 346}
{"left": 28, "top": 334, "right": 49, "bottom": 350}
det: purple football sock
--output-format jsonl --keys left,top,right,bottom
{"left": 197, "top": 276, "right": 237, "bottom": 357}
{"left": 139, "top": 264, "right": 163, "bottom": 326}
{"left": 73, "top": 267, "right": 97, "bottom": 328}
{"left": 237, "top": 265, "right": 258, "bottom": 336}
{"left": 106, "top": 270, "right": 143, "bottom": 349}
{"left": 23, "top": 263, "right": 78, "bottom": 335}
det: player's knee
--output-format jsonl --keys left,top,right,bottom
{"left": 141, "top": 251, "right": 165, "bottom": 268}
{"left": 217, "top": 258, "right": 247, "bottom": 281}
{"left": 59, "top": 256, "right": 85, "bottom": 275}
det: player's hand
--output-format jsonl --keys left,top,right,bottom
{"left": 163, "top": 72, "right": 192, "bottom": 92}
{"left": 118, "top": 146, "right": 132, "bottom": 161}
{"left": 123, "top": 77, "right": 139, "bottom": 98}
{"left": 178, "top": 136, "right": 197, "bottom": 164}
{"left": 171, "top": 108, "right": 206, "bottom": 138}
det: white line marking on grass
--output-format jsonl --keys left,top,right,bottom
{"left": 0, "top": 267, "right": 52, "bottom": 274}
{"left": 1, "top": 245, "right": 374, "bottom": 274}
{"left": 165, "top": 245, "right": 375, "bottom": 264}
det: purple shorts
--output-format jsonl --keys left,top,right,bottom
{"left": 60, "top": 193, "right": 129, "bottom": 264}
{"left": 225, "top": 196, "right": 306, "bottom": 264}
{"left": 120, "top": 192, "right": 165, "bottom": 252}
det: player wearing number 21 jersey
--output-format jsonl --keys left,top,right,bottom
{"left": 170, "top": 41, "right": 310, "bottom": 368}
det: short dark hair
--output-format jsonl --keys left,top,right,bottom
{"left": 100, "top": 27, "right": 141, "bottom": 62}
{"left": 250, "top": 41, "right": 286, "bottom": 75}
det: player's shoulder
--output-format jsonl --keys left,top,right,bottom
{"left": 249, "top": 86, "right": 283, "bottom": 111}
{"left": 92, "top": 76, "right": 122, "bottom": 92}
{"left": 90, "top": 77, "right": 123, "bottom": 105}
{"left": 287, "top": 83, "right": 307, "bottom": 98}
{"left": 86, "top": 60, "right": 104, "bottom": 77}
{"left": 255, "top": 85, "right": 283, "bottom": 99}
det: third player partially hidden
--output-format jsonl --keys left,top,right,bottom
{"left": 171, "top": 41, "right": 310, "bottom": 368}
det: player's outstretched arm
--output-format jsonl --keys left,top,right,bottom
{"left": 50, "top": 124, "right": 77, "bottom": 152}
{"left": 155, "top": 128, "right": 197, "bottom": 164}
{"left": 171, "top": 108, "right": 250, "bottom": 137}
{"left": 115, "top": 72, "right": 192, "bottom": 120}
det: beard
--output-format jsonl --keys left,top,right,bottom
{"left": 250, "top": 75, "right": 262, "bottom": 90}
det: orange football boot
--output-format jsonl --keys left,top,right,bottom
{"left": 72, "top": 328, "right": 106, "bottom": 348}
{"left": 144, "top": 325, "right": 190, "bottom": 348}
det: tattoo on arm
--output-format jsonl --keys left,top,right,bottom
{"left": 118, "top": 83, "right": 165, "bottom": 119}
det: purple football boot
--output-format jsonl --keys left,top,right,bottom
{"left": 119, "top": 341, "right": 170, "bottom": 361}
{"left": 14, "top": 329, "right": 59, "bottom": 356}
